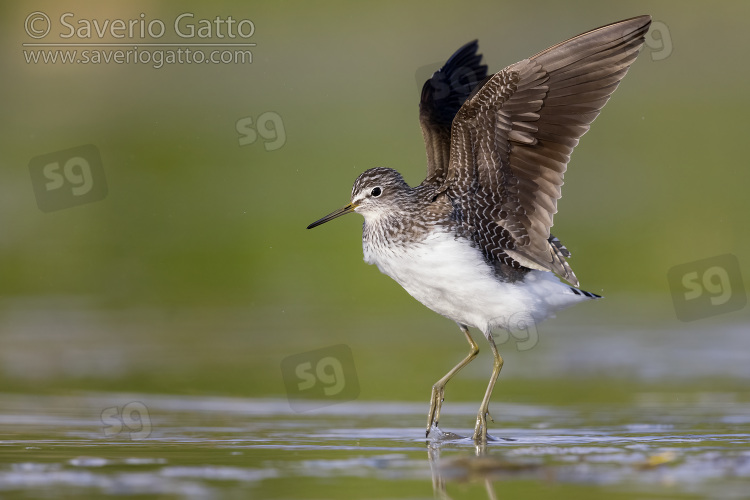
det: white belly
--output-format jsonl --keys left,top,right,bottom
{"left": 363, "top": 230, "right": 592, "bottom": 333}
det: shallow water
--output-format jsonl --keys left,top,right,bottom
{"left": 1, "top": 300, "right": 749, "bottom": 498}
{"left": 1, "top": 393, "right": 750, "bottom": 499}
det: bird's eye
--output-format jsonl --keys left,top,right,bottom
{"left": 371, "top": 187, "right": 382, "bottom": 197}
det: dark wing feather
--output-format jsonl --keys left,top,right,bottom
{"left": 442, "top": 15, "right": 651, "bottom": 286}
{"left": 419, "top": 41, "right": 488, "bottom": 186}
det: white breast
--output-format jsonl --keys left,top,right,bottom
{"left": 363, "top": 230, "right": 591, "bottom": 333}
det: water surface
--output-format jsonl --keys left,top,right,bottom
{"left": 1, "top": 392, "right": 749, "bottom": 499}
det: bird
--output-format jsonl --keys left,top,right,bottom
{"left": 307, "top": 15, "right": 651, "bottom": 442}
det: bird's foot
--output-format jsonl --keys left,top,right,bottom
{"left": 473, "top": 411, "right": 489, "bottom": 443}
{"left": 426, "top": 384, "right": 445, "bottom": 437}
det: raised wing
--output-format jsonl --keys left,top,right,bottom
{"left": 419, "top": 40, "right": 488, "bottom": 185}
{"left": 443, "top": 15, "right": 651, "bottom": 286}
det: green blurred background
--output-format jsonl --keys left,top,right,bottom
{"left": 0, "top": 0, "right": 748, "bottom": 403}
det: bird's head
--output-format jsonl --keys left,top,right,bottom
{"left": 307, "top": 167, "right": 410, "bottom": 229}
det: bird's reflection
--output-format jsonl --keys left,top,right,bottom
{"left": 427, "top": 438, "right": 540, "bottom": 499}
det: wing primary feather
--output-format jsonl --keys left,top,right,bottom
{"left": 436, "top": 15, "right": 651, "bottom": 285}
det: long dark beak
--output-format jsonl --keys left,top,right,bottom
{"left": 307, "top": 203, "right": 359, "bottom": 229}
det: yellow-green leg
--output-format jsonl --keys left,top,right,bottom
{"left": 473, "top": 331, "right": 504, "bottom": 442}
{"left": 426, "top": 324, "right": 479, "bottom": 437}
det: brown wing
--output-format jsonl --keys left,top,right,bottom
{"left": 419, "top": 40, "right": 488, "bottom": 186}
{"left": 443, "top": 15, "right": 651, "bottom": 286}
